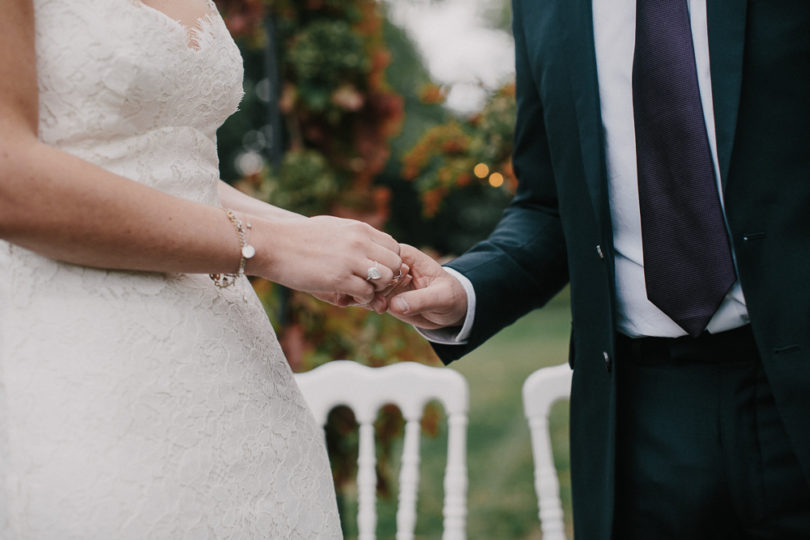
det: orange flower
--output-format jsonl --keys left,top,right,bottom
{"left": 456, "top": 173, "right": 472, "bottom": 187}
{"left": 441, "top": 139, "right": 467, "bottom": 154}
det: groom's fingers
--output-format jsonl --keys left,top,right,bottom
{"left": 399, "top": 244, "right": 438, "bottom": 274}
{"left": 389, "top": 273, "right": 467, "bottom": 329}
{"left": 389, "top": 287, "right": 448, "bottom": 327}
{"left": 398, "top": 243, "right": 421, "bottom": 265}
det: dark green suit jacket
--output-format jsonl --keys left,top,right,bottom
{"left": 432, "top": 1, "right": 810, "bottom": 538}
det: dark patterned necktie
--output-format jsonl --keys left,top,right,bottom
{"left": 633, "top": 0, "right": 736, "bottom": 337}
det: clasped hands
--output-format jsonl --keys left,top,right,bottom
{"left": 267, "top": 216, "right": 466, "bottom": 331}
{"left": 324, "top": 244, "right": 469, "bottom": 332}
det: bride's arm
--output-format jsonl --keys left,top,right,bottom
{"left": 218, "top": 177, "right": 404, "bottom": 309}
{"left": 0, "top": 0, "right": 400, "bottom": 303}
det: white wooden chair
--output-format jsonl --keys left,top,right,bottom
{"left": 294, "top": 360, "right": 469, "bottom": 540}
{"left": 522, "top": 362, "right": 573, "bottom": 540}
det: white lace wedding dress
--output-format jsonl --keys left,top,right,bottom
{"left": 0, "top": 1, "right": 342, "bottom": 537}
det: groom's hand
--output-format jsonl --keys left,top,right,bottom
{"left": 387, "top": 244, "right": 467, "bottom": 330}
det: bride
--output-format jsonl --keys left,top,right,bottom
{"left": 0, "top": 0, "right": 403, "bottom": 537}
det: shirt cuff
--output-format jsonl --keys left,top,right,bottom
{"left": 415, "top": 267, "right": 476, "bottom": 345}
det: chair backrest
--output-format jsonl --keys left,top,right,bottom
{"left": 522, "top": 363, "right": 573, "bottom": 540}
{"left": 295, "top": 360, "right": 469, "bottom": 540}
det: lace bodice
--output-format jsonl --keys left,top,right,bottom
{"left": 35, "top": 0, "right": 243, "bottom": 203}
{"left": 0, "top": 2, "right": 342, "bottom": 538}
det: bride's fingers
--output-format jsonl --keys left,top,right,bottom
{"left": 359, "top": 258, "right": 397, "bottom": 291}
{"left": 376, "top": 271, "right": 412, "bottom": 298}
{"left": 367, "top": 238, "right": 402, "bottom": 264}
{"left": 336, "top": 273, "right": 411, "bottom": 312}
{"left": 392, "top": 263, "right": 409, "bottom": 284}
{"left": 388, "top": 273, "right": 412, "bottom": 296}
{"left": 341, "top": 275, "right": 376, "bottom": 305}
{"left": 366, "top": 227, "right": 400, "bottom": 257}
{"left": 364, "top": 245, "right": 403, "bottom": 283}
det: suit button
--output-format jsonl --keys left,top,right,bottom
{"left": 603, "top": 351, "right": 611, "bottom": 372}
{"left": 596, "top": 244, "right": 605, "bottom": 259}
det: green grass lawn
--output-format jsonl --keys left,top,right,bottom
{"left": 337, "top": 289, "right": 574, "bottom": 539}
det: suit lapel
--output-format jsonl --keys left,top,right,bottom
{"left": 707, "top": 0, "right": 748, "bottom": 189}
{"left": 561, "top": 0, "right": 609, "bottom": 231}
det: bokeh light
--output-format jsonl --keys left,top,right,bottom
{"left": 473, "top": 163, "right": 490, "bottom": 179}
{"left": 489, "top": 172, "right": 504, "bottom": 188}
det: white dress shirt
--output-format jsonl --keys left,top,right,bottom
{"left": 427, "top": 0, "right": 750, "bottom": 346}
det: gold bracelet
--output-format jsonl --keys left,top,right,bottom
{"left": 210, "top": 208, "right": 256, "bottom": 288}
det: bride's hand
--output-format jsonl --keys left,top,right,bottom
{"left": 249, "top": 215, "right": 403, "bottom": 305}
{"left": 313, "top": 263, "right": 412, "bottom": 312}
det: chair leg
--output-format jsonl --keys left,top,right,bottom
{"left": 528, "top": 416, "right": 566, "bottom": 540}
{"left": 442, "top": 413, "right": 468, "bottom": 540}
{"left": 396, "top": 419, "right": 421, "bottom": 540}
{"left": 358, "top": 422, "right": 377, "bottom": 540}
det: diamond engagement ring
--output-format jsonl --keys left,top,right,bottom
{"left": 366, "top": 262, "right": 382, "bottom": 281}
{"left": 392, "top": 269, "right": 403, "bottom": 281}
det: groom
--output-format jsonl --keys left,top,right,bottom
{"left": 386, "top": 1, "right": 810, "bottom": 538}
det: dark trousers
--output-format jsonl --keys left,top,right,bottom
{"left": 613, "top": 326, "right": 810, "bottom": 539}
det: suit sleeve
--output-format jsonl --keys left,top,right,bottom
{"left": 432, "top": 0, "right": 569, "bottom": 364}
